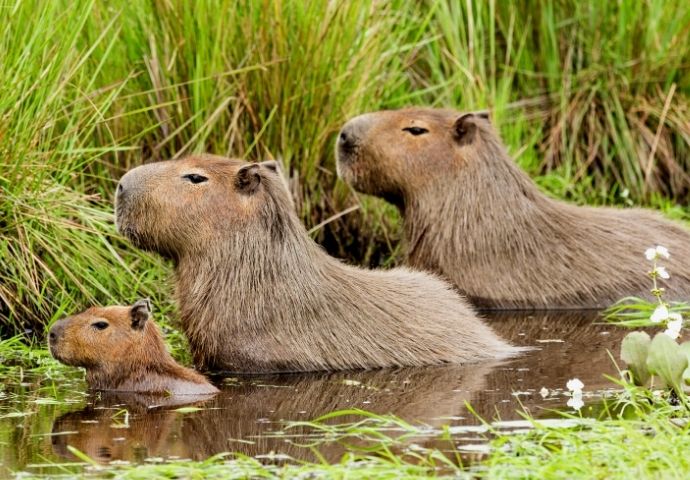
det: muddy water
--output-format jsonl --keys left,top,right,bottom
{"left": 0, "top": 311, "right": 627, "bottom": 475}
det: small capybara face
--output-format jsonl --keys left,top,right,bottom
{"left": 115, "top": 155, "right": 281, "bottom": 258}
{"left": 336, "top": 107, "right": 489, "bottom": 205}
{"left": 49, "top": 299, "right": 152, "bottom": 368}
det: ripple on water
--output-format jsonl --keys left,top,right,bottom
{"left": 0, "top": 310, "right": 629, "bottom": 475}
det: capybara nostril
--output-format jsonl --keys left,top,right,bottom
{"left": 338, "top": 130, "right": 354, "bottom": 151}
{"left": 49, "top": 322, "right": 63, "bottom": 342}
{"left": 117, "top": 183, "right": 124, "bottom": 194}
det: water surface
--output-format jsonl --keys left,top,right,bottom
{"left": 0, "top": 311, "right": 629, "bottom": 476}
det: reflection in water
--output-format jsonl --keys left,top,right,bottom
{"left": 40, "top": 312, "right": 628, "bottom": 466}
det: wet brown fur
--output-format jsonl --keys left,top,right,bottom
{"left": 336, "top": 107, "right": 690, "bottom": 309}
{"left": 115, "top": 155, "right": 519, "bottom": 373}
{"left": 48, "top": 301, "right": 218, "bottom": 395}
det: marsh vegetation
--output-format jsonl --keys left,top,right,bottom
{"left": 2, "top": 0, "right": 690, "bottom": 477}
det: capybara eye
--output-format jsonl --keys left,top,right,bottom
{"left": 91, "top": 321, "right": 109, "bottom": 330}
{"left": 402, "top": 126, "right": 429, "bottom": 136}
{"left": 182, "top": 173, "right": 208, "bottom": 184}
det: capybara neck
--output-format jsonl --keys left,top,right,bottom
{"left": 49, "top": 302, "right": 218, "bottom": 395}
{"left": 116, "top": 155, "right": 519, "bottom": 372}
{"left": 406, "top": 124, "right": 690, "bottom": 309}
{"left": 403, "top": 125, "right": 550, "bottom": 265}
{"left": 337, "top": 108, "right": 690, "bottom": 309}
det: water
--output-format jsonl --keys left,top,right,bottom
{"left": 0, "top": 311, "right": 628, "bottom": 476}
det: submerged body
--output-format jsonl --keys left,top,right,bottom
{"left": 336, "top": 107, "right": 690, "bottom": 309}
{"left": 49, "top": 299, "right": 218, "bottom": 395}
{"left": 115, "top": 155, "right": 518, "bottom": 373}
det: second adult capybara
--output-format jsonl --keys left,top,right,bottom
{"left": 336, "top": 107, "right": 690, "bottom": 309}
{"left": 114, "top": 155, "right": 520, "bottom": 373}
{"left": 49, "top": 299, "right": 218, "bottom": 395}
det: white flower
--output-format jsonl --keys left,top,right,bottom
{"left": 651, "top": 304, "right": 669, "bottom": 323}
{"left": 646, "top": 245, "right": 670, "bottom": 261}
{"left": 566, "top": 378, "right": 584, "bottom": 393}
{"left": 539, "top": 387, "right": 549, "bottom": 398}
{"left": 567, "top": 392, "right": 584, "bottom": 411}
{"left": 664, "top": 317, "right": 683, "bottom": 340}
{"left": 654, "top": 266, "right": 670, "bottom": 279}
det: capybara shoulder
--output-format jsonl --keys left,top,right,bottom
{"left": 49, "top": 299, "right": 218, "bottom": 395}
{"left": 115, "top": 155, "right": 520, "bottom": 372}
{"left": 336, "top": 107, "right": 690, "bottom": 309}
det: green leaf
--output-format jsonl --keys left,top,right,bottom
{"left": 678, "top": 342, "right": 690, "bottom": 386}
{"left": 621, "top": 331, "right": 651, "bottom": 385}
{"left": 174, "top": 406, "right": 203, "bottom": 413}
{"left": 646, "top": 333, "right": 688, "bottom": 392}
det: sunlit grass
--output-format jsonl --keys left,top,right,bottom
{"left": 604, "top": 298, "right": 690, "bottom": 327}
{"left": 3, "top": 0, "right": 690, "bottom": 336}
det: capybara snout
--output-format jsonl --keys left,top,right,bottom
{"left": 337, "top": 113, "right": 375, "bottom": 155}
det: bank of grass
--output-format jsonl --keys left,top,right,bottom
{"left": 2, "top": 0, "right": 690, "bottom": 336}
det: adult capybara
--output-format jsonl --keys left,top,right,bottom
{"left": 49, "top": 299, "right": 218, "bottom": 395}
{"left": 115, "top": 155, "right": 519, "bottom": 373}
{"left": 336, "top": 107, "right": 690, "bottom": 309}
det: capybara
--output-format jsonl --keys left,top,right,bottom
{"left": 49, "top": 299, "right": 218, "bottom": 395}
{"left": 336, "top": 107, "right": 690, "bottom": 309}
{"left": 115, "top": 155, "right": 519, "bottom": 372}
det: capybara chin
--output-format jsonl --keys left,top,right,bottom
{"left": 336, "top": 107, "right": 690, "bottom": 310}
{"left": 115, "top": 155, "right": 519, "bottom": 373}
{"left": 49, "top": 299, "right": 218, "bottom": 395}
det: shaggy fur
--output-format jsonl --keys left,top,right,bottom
{"left": 115, "top": 155, "right": 518, "bottom": 373}
{"left": 336, "top": 107, "right": 690, "bottom": 309}
{"left": 49, "top": 300, "right": 218, "bottom": 395}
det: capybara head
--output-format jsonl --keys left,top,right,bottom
{"left": 115, "top": 155, "right": 284, "bottom": 259}
{"left": 335, "top": 108, "right": 490, "bottom": 205}
{"left": 49, "top": 299, "right": 154, "bottom": 368}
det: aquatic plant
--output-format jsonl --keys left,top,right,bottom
{"left": 565, "top": 378, "right": 585, "bottom": 411}
{"left": 606, "top": 245, "right": 690, "bottom": 326}
{"left": 613, "top": 246, "right": 690, "bottom": 401}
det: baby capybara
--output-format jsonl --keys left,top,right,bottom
{"left": 49, "top": 299, "right": 218, "bottom": 395}
{"left": 336, "top": 107, "right": 690, "bottom": 309}
{"left": 115, "top": 155, "right": 520, "bottom": 373}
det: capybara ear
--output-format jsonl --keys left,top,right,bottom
{"left": 235, "top": 164, "right": 261, "bottom": 194}
{"left": 259, "top": 160, "right": 279, "bottom": 173}
{"left": 475, "top": 110, "right": 490, "bottom": 121}
{"left": 453, "top": 113, "right": 480, "bottom": 146}
{"left": 131, "top": 298, "right": 151, "bottom": 330}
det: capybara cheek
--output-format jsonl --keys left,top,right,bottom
{"left": 48, "top": 341, "right": 62, "bottom": 362}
